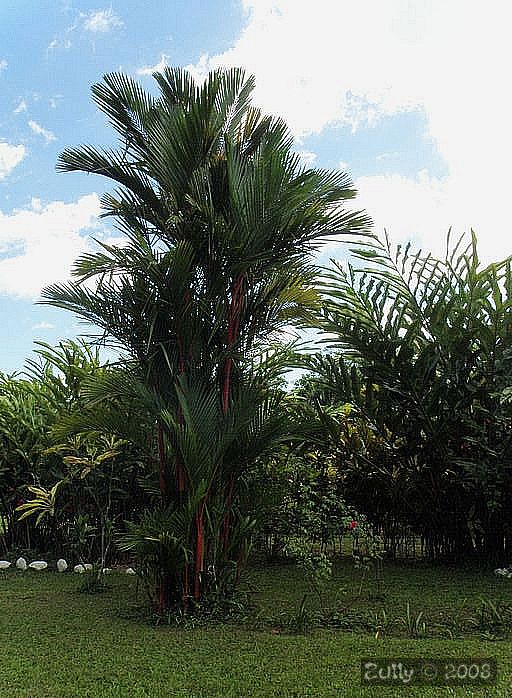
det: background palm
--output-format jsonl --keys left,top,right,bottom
{"left": 313, "top": 232, "right": 512, "bottom": 561}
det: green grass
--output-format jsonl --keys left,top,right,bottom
{"left": 0, "top": 560, "right": 511, "bottom": 697}
{"left": 247, "top": 558, "right": 512, "bottom": 636}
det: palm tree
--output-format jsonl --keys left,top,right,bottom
{"left": 42, "top": 66, "right": 370, "bottom": 606}
{"left": 315, "top": 231, "right": 512, "bottom": 561}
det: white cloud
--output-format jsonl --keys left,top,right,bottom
{"left": 28, "top": 120, "right": 56, "bottom": 143}
{"left": 83, "top": 9, "right": 123, "bottom": 33}
{"left": 187, "top": 0, "right": 421, "bottom": 137}
{"left": 296, "top": 150, "right": 317, "bottom": 167}
{"left": 137, "top": 53, "right": 169, "bottom": 76}
{"left": 351, "top": 172, "right": 452, "bottom": 256}
{"left": 14, "top": 99, "right": 27, "bottom": 114}
{"left": 376, "top": 152, "right": 399, "bottom": 162}
{"left": 353, "top": 171, "right": 512, "bottom": 266}
{"left": 47, "top": 38, "right": 72, "bottom": 52}
{"left": 32, "top": 321, "right": 56, "bottom": 330}
{"left": 49, "top": 95, "right": 63, "bottom": 109}
{"left": 188, "top": 0, "right": 512, "bottom": 261}
{"left": 0, "top": 194, "right": 101, "bottom": 298}
{"left": 0, "top": 143, "right": 26, "bottom": 180}
{"left": 187, "top": 0, "right": 433, "bottom": 135}
{"left": 0, "top": 59, "right": 7, "bottom": 72}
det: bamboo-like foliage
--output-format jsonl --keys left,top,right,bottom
{"left": 315, "top": 231, "right": 512, "bottom": 560}
{"left": 41, "top": 67, "right": 369, "bottom": 606}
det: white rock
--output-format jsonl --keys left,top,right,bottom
{"left": 125, "top": 567, "right": 136, "bottom": 575}
{"left": 0, "top": 560, "right": 12, "bottom": 570}
{"left": 101, "top": 567, "right": 112, "bottom": 575}
{"left": 28, "top": 561, "right": 48, "bottom": 570}
{"left": 57, "top": 559, "right": 68, "bottom": 572}
{"left": 16, "top": 557, "right": 27, "bottom": 571}
{"left": 74, "top": 564, "right": 85, "bottom": 574}
{"left": 495, "top": 568, "right": 510, "bottom": 576}
{"left": 84, "top": 563, "right": 93, "bottom": 571}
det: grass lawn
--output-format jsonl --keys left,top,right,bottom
{"left": 1, "top": 559, "right": 511, "bottom": 697}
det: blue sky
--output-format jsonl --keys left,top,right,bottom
{"left": 1, "top": 1, "right": 510, "bottom": 373}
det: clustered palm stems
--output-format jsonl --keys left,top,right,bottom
{"left": 41, "top": 67, "right": 369, "bottom": 607}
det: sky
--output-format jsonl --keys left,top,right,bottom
{"left": 1, "top": 0, "right": 511, "bottom": 373}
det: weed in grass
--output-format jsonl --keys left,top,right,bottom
{"left": 287, "top": 593, "right": 310, "bottom": 634}
{"left": 441, "top": 597, "right": 470, "bottom": 638}
{"left": 468, "top": 597, "right": 512, "bottom": 636}
{"left": 397, "top": 601, "right": 428, "bottom": 638}
{"left": 372, "top": 608, "right": 395, "bottom": 639}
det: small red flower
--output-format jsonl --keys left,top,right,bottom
{"left": 349, "top": 520, "right": 358, "bottom": 530}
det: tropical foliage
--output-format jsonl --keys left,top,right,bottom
{"left": 0, "top": 341, "right": 151, "bottom": 560}
{"left": 312, "top": 231, "right": 512, "bottom": 561}
{"left": 4, "top": 64, "right": 512, "bottom": 632}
